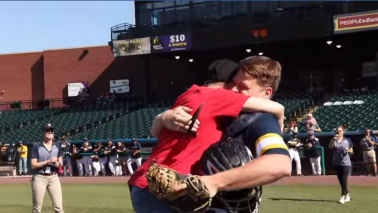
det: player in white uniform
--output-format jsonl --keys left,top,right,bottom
{"left": 287, "top": 132, "right": 303, "bottom": 176}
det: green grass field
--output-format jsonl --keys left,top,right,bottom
{"left": 1, "top": 184, "right": 378, "bottom": 213}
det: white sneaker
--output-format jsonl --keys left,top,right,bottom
{"left": 339, "top": 196, "right": 345, "bottom": 204}
{"left": 344, "top": 194, "right": 351, "bottom": 203}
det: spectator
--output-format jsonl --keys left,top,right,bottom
{"left": 17, "top": 141, "right": 28, "bottom": 175}
{"left": 305, "top": 132, "right": 322, "bottom": 175}
{"left": 127, "top": 139, "right": 142, "bottom": 176}
{"left": 307, "top": 113, "right": 317, "bottom": 124}
{"left": 360, "top": 129, "right": 377, "bottom": 176}
{"left": 287, "top": 132, "right": 303, "bottom": 176}
{"left": 288, "top": 121, "right": 298, "bottom": 133}
{"left": 306, "top": 120, "right": 321, "bottom": 133}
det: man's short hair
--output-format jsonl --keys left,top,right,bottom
{"left": 239, "top": 56, "right": 282, "bottom": 92}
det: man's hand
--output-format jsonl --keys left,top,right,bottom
{"left": 161, "top": 106, "right": 200, "bottom": 133}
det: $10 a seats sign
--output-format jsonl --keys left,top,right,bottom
{"left": 151, "top": 33, "right": 192, "bottom": 53}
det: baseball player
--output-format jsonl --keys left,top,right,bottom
{"left": 93, "top": 142, "right": 107, "bottom": 176}
{"left": 91, "top": 147, "right": 101, "bottom": 177}
{"left": 116, "top": 142, "right": 127, "bottom": 176}
{"left": 105, "top": 140, "right": 117, "bottom": 176}
{"left": 127, "top": 139, "right": 142, "bottom": 176}
{"left": 60, "top": 137, "right": 73, "bottom": 176}
{"left": 72, "top": 146, "right": 84, "bottom": 176}
{"left": 129, "top": 56, "right": 288, "bottom": 213}
{"left": 79, "top": 139, "right": 92, "bottom": 176}
{"left": 287, "top": 132, "right": 303, "bottom": 176}
{"left": 305, "top": 132, "right": 322, "bottom": 175}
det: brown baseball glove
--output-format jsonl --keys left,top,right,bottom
{"left": 145, "top": 163, "right": 212, "bottom": 213}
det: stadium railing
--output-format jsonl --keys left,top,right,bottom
{"left": 13, "top": 131, "right": 366, "bottom": 176}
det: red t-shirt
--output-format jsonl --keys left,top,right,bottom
{"left": 128, "top": 85, "right": 249, "bottom": 189}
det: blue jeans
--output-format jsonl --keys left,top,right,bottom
{"left": 19, "top": 157, "right": 27, "bottom": 174}
{"left": 130, "top": 185, "right": 179, "bottom": 213}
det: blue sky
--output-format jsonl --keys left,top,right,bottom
{"left": 0, "top": 1, "right": 134, "bottom": 54}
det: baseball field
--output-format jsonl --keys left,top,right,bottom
{"left": 0, "top": 176, "right": 377, "bottom": 213}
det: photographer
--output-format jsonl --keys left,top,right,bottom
{"left": 360, "top": 129, "right": 377, "bottom": 176}
{"left": 17, "top": 141, "right": 28, "bottom": 175}
{"left": 304, "top": 132, "right": 322, "bottom": 176}
{"left": 328, "top": 126, "right": 353, "bottom": 204}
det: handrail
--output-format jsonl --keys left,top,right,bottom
{"left": 59, "top": 131, "right": 365, "bottom": 145}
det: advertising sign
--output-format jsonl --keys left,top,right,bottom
{"left": 68, "top": 82, "right": 89, "bottom": 97}
{"left": 151, "top": 33, "right": 192, "bottom": 53}
{"left": 362, "top": 61, "right": 378, "bottom": 78}
{"left": 113, "top": 37, "right": 151, "bottom": 56}
{"left": 110, "top": 79, "right": 130, "bottom": 94}
{"left": 334, "top": 10, "right": 378, "bottom": 34}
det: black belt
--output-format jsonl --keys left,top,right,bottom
{"left": 37, "top": 173, "right": 57, "bottom": 176}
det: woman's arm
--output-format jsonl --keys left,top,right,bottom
{"left": 347, "top": 138, "right": 354, "bottom": 154}
{"left": 31, "top": 158, "right": 53, "bottom": 170}
{"left": 328, "top": 139, "right": 335, "bottom": 149}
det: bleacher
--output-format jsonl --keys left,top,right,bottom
{"left": 274, "top": 90, "right": 315, "bottom": 121}
{"left": 0, "top": 108, "right": 62, "bottom": 130}
{"left": 1, "top": 88, "right": 377, "bottom": 143}
{"left": 0, "top": 91, "right": 317, "bottom": 143}
{"left": 70, "top": 101, "right": 172, "bottom": 140}
{"left": 0, "top": 101, "right": 144, "bottom": 142}
{"left": 313, "top": 88, "right": 378, "bottom": 132}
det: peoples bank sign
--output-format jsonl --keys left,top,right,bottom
{"left": 334, "top": 10, "right": 378, "bottom": 34}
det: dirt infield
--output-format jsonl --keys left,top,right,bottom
{"left": 0, "top": 175, "right": 377, "bottom": 185}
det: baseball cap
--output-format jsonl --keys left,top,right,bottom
{"left": 208, "top": 59, "right": 238, "bottom": 83}
{"left": 43, "top": 124, "right": 54, "bottom": 131}
{"left": 308, "top": 131, "right": 315, "bottom": 136}
{"left": 84, "top": 138, "right": 88, "bottom": 141}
